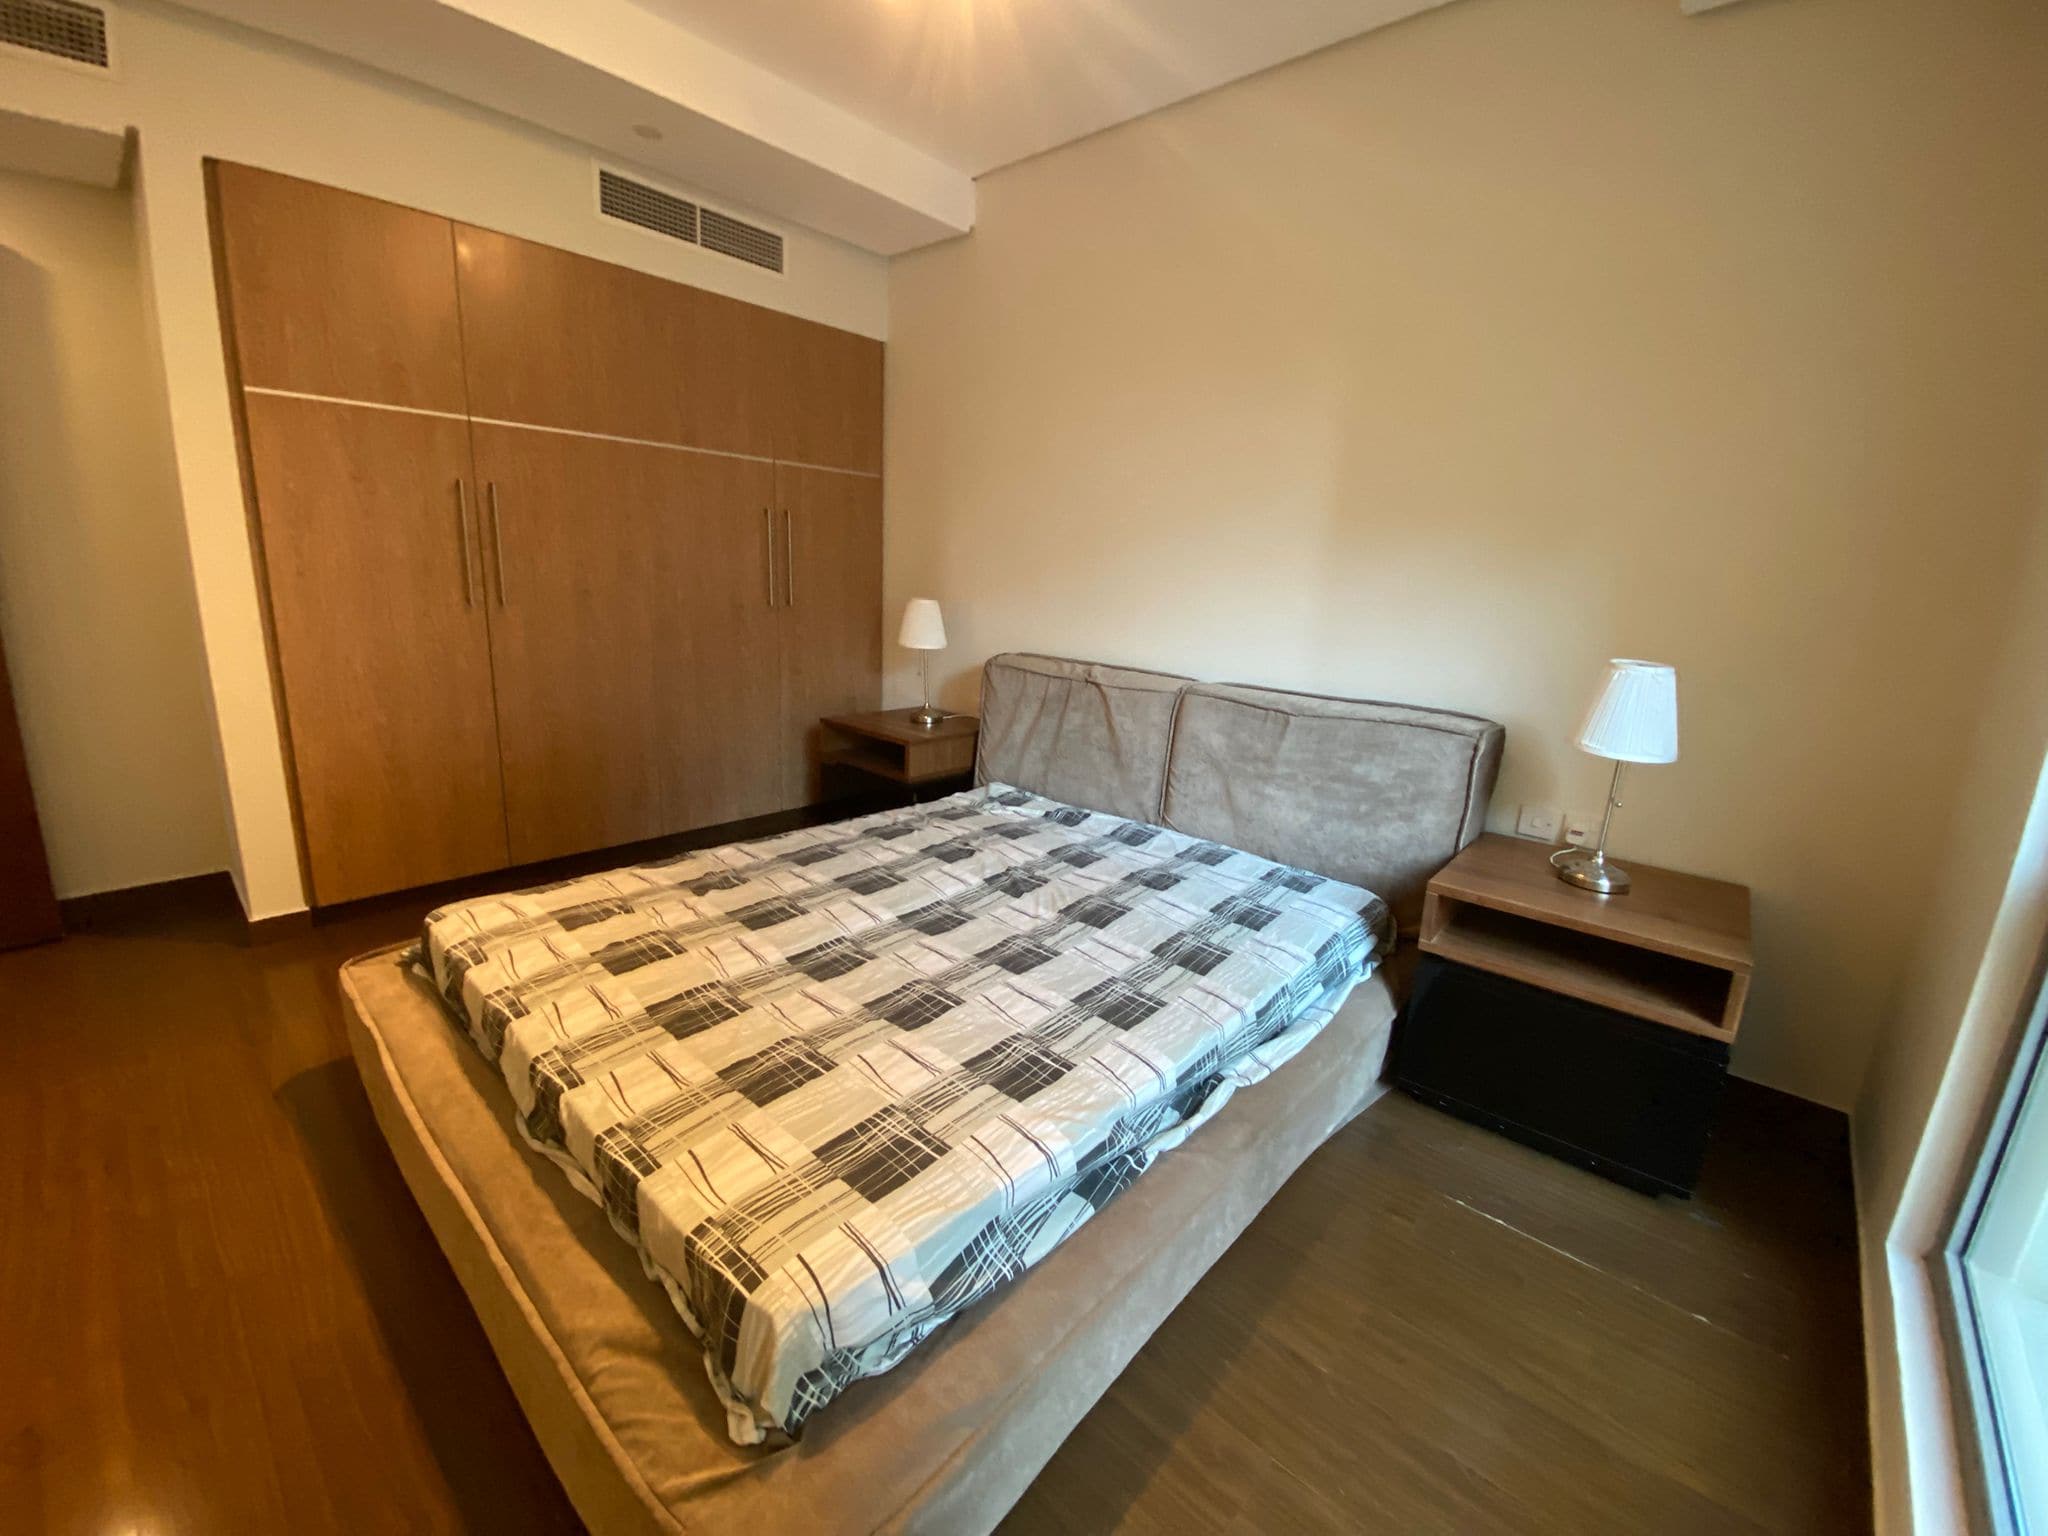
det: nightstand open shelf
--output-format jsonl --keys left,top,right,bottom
{"left": 1421, "top": 901, "right": 1740, "bottom": 1040}
{"left": 1417, "top": 833, "right": 1751, "bottom": 1042}
{"left": 1401, "top": 833, "right": 1755, "bottom": 1197}
{"left": 819, "top": 741, "right": 926, "bottom": 785}
{"left": 819, "top": 710, "right": 980, "bottom": 789}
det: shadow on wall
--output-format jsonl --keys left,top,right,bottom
{"left": 0, "top": 189, "right": 226, "bottom": 898}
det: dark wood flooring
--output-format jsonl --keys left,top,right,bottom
{"left": 1, "top": 855, "right": 1870, "bottom": 1535}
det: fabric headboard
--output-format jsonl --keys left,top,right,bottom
{"left": 1160, "top": 683, "right": 1502, "bottom": 931}
{"left": 974, "top": 652, "right": 1193, "bottom": 824}
{"left": 975, "top": 654, "right": 1504, "bottom": 932}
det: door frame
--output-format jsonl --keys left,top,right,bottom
{"left": 1882, "top": 749, "right": 2048, "bottom": 1535}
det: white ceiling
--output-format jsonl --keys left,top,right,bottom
{"left": 634, "top": 0, "right": 1458, "bottom": 177}
{"left": 166, "top": 0, "right": 1455, "bottom": 253}
{"left": 175, "top": 0, "right": 977, "bottom": 252}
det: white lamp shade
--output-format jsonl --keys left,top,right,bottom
{"left": 1575, "top": 659, "right": 1679, "bottom": 764}
{"left": 897, "top": 598, "right": 947, "bottom": 651}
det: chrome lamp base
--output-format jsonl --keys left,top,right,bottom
{"left": 1552, "top": 758, "right": 1634, "bottom": 896}
{"left": 906, "top": 649, "right": 944, "bottom": 729}
{"left": 1553, "top": 850, "right": 1632, "bottom": 895}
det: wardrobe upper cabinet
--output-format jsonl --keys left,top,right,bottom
{"left": 453, "top": 225, "right": 776, "bottom": 459}
{"left": 209, "top": 162, "right": 468, "bottom": 413}
{"left": 773, "top": 313, "right": 884, "bottom": 474}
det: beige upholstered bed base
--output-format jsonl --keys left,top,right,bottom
{"left": 343, "top": 942, "right": 1397, "bottom": 1536}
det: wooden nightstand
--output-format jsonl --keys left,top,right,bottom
{"left": 820, "top": 709, "right": 979, "bottom": 795}
{"left": 1396, "top": 833, "right": 1753, "bottom": 1196}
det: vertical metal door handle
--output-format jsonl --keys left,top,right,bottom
{"left": 782, "top": 508, "right": 795, "bottom": 607}
{"left": 762, "top": 507, "right": 776, "bottom": 608}
{"left": 488, "top": 482, "right": 507, "bottom": 605}
{"left": 454, "top": 479, "right": 474, "bottom": 607}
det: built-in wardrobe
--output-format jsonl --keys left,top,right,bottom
{"left": 208, "top": 162, "right": 882, "bottom": 906}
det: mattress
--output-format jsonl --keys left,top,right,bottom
{"left": 415, "top": 785, "right": 1392, "bottom": 1444}
{"left": 343, "top": 941, "right": 1396, "bottom": 1535}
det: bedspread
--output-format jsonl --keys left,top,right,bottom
{"left": 418, "top": 784, "right": 1389, "bottom": 1443}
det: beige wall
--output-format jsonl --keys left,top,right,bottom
{"left": 884, "top": 0, "right": 2048, "bottom": 1108}
{"left": 0, "top": 0, "right": 890, "bottom": 918}
{"left": 0, "top": 166, "right": 226, "bottom": 898}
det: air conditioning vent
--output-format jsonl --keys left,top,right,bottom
{"left": 0, "top": 0, "right": 111, "bottom": 69}
{"left": 596, "top": 165, "right": 786, "bottom": 276}
{"left": 699, "top": 206, "right": 785, "bottom": 274}
{"left": 599, "top": 168, "right": 697, "bottom": 245}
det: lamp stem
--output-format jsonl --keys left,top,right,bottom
{"left": 908, "top": 650, "right": 943, "bottom": 728}
{"left": 1593, "top": 758, "right": 1625, "bottom": 864}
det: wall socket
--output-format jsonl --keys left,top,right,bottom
{"left": 1563, "top": 809, "right": 1599, "bottom": 848}
{"left": 1516, "top": 804, "right": 1563, "bottom": 842}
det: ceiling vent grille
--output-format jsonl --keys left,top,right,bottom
{"left": 599, "top": 168, "right": 697, "bottom": 245}
{"left": 0, "top": 0, "right": 111, "bottom": 68}
{"left": 700, "top": 206, "right": 785, "bottom": 274}
{"left": 596, "top": 166, "right": 785, "bottom": 276}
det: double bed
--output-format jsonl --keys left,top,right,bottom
{"left": 342, "top": 652, "right": 1503, "bottom": 1533}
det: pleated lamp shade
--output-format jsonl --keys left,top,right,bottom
{"left": 897, "top": 598, "right": 947, "bottom": 651}
{"left": 1575, "top": 659, "right": 1679, "bottom": 764}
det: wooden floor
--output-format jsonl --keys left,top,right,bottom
{"left": 0, "top": 863, "right": 1870, "bottom": 1535}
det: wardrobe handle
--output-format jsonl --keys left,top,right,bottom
{"left": 454, "top": 479, "right": 475, "bottom": 607}
{"left": 782, "top": 508, "right": 795, "bottom": 608}
{"left": 487, "top": 482, "right": 507, "bottom": 606}
{"left": 762, "top": 507, "right": 776, "bottom": 608}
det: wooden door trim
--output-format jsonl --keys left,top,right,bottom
{"left": 237, "top": 385, "right": 884, "bottom": 479}
{"left": 243, "top": 384, "right": 471, "bottom": 423}
{"left": 774, "top": 457, "right": 882, "bottom": 479}
{"left": 470, "top": 414, "right": 882, "bottom": 478}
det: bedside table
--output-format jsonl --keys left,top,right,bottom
{"left": 1395, "top": 833, "right": 1753, "bottom": 1196}
{"left": 820, "top": 709, "right": 979, "bottom": 797}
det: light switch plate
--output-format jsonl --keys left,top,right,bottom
{"left": 1516, "top": 804, "right": 1563, "bottom": 842}
{"left": 1563, "top": 810, "right": 1599, "bottom": 848}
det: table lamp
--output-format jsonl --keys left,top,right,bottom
{"left": 898, "top": 598, "right": 947, "bottom": 728}
{"left": 1553, "top": 659, "right": 1678, "bottom": 895}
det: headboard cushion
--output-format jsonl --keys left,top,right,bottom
{"left": 1160, "top": 682, "right": 1504, "bottom": 932}
{"left": 975, "top": 652, "right": 1191, "bottom": 824}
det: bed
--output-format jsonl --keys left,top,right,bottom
{"left": 342, "top": 652, "right": 1503, "bottom": 1534}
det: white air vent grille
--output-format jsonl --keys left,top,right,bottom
{"left": 599, "top": 169, "right": 697, "bottom": 244}
{"left": 596, "top": 166, "right": 786, "bottom": 276}
{"left": 0, "top": 0, "right": 109, "bottom": 68}
{"left": 700, "top": 207, "right": 784, "bottom": 274}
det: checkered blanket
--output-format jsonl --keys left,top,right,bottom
{"left": 417, "top": 784, "right": 1390, "bottom": 1444}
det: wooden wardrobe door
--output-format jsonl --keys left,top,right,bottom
{"left": 242, "top": 394, "right": 507, "bottom": 904}
{"left": 210, "top": 162, "right": 467, "bottom": 412}
{"left": 772, "top": 313, "right": 884, "bottom": 474}
{"left": 776, "top": 466, "right": 883, "bottom": 805}
{"left": 470, "top": 424, "right": 671, "bottom": 864}
{"left": 667, "top": 458, "right": 784, "bottom": 831}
